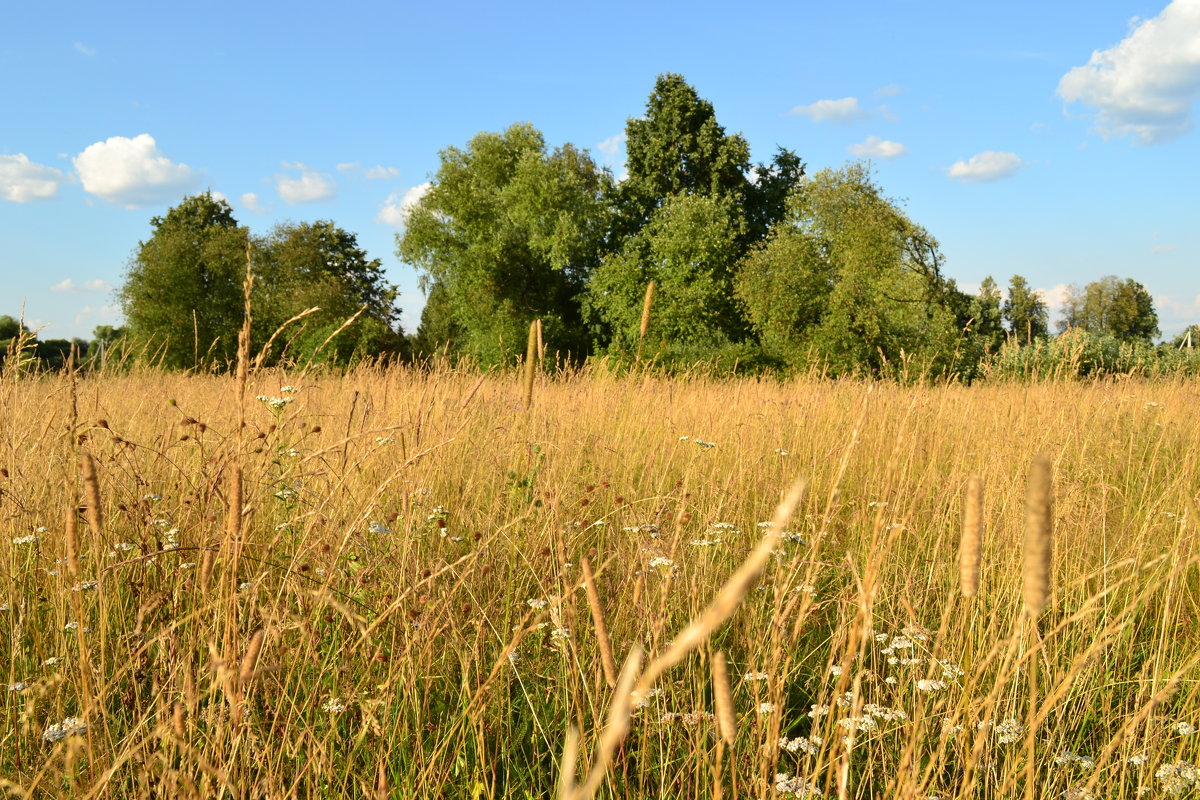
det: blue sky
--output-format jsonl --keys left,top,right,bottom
{"left": 3, "top": 0, "right": 1198, "bottom": 340}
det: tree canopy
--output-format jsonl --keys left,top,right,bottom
{"left": 118, "top": 193, "right": 402, "bottom": 369}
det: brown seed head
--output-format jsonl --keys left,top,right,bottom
{"left": 959, "top": 475, "right": 983, "bottom": 597}
{"left": 1023, "top": 455, "right": 1054, "bottom": 617}
{"left": 712, "top": 651, "right": 737, "bottom": 746}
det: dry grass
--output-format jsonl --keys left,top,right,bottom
{"left": 1, "top": 364, "right": 1198, "bottom": 799}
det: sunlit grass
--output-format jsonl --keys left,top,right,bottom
{"left": 1, "top": 365, "right": 1197, "bottom": 798}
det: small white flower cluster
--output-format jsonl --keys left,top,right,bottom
{"left": 630, "top": 687, "right": 663, "bottom": 710}
{"left": 280, "top": 386, "right": 299, "bottom": 394}
{"left": 256, "top": 395, "right": 295, "bottom": 412}
{"left": 916, "top": 679, "right": 947, "bottom": 693}
{"left": 743, "top": 671, "right": 769, "bottom": 682}
{"left": 774, "top": 772, "right": 822, "bottom": 797}
{"left": 648, "top": 556, "right": 675, "bottom": 570}
{"left": 8, "top": 682, "right": 28, "bottom": 692}
{"left": 660, "top": 710, "right": 716, "bottom": 725}
{"left": 623, "top": 523, "right": 660, "bottom": 534}
{"left": 42, "top": 657, "right": 63, "bottom": 667}
{"left": 693, "top": 439, "right": 716, "bottom": 448}
{"left": 368, "top": 521, "right": 392, "bottom": 535}
{"left": 1156, "top": 761, "right": 1198, "bottom": 795}
{"left": 72, "top": 581, "right": 97, "bottom": 592}
{"left": 779, "top": 734, "right": 821, "bottom": 755}
{"left": 689, "top": 538, "right": 722, "bottom": 547}
{"left": 322, "top": 697, "right": 347, "bottom": 713}
{"left": 11, "top": 534, "right": 39, "bottom": 546}
{"left": 1053, "top": 752, "right": 1096, "bottom": 769}
{"left": 836, "top": 716, "right": 877, "bottom": 732}
{"left": 1173, "top": 721, "right": 1196, "bottom": 736}
{"left": 993, "top": 718, "right": 1024, "bottom": 745}
{"left": 526, "top": 598, "right": 548, "bottom": 610}
{"left": 43, "top": 716, "right": 88, "bottom": 742}
{"left": 375, "top": 436, "right": 395, "bottom": 445}
{"left": 758, "top": 702, "right": 777, "bottom": 715}
{"left": 862, "top": 703, "right": 907, "bottom": 722}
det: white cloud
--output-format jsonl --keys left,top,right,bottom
{"left": 1037, "top": 284, "right": 1072, "bottom": 311}
{"left": 789, "top": 97, "right": 870, "bottom": 123}
{"left": 1156, "top": 292, "right": 1200, "bottom": 316}
{"left": 874, "top": 84, "right": 905, "bottom": 99}
{"left": 377, "top": 182, "right": 431, "bottom": 227}
{"left": 947, "top": 151, "right": 1024, "bottom": 182}
{"left": 74, "top": 304, "right": 119, "bottom": 327}
{"left": 335, "top": 162, "right": 400, "bottom": 179}
{"left": 74, "top": 42, "right": 96, "bottom": 56}
{"left": 364, "top": 165, "right": 401, "bottom": 180}
{"left": 73, "top": 134, "right": 199, "bottom": 208}
{"left": 210, "top": 190, "right": 228, "bottom": 204}
{"left": 276, "top": 162, "right": 335, "bottom": 204}
{"left": 0, "top": 154, "right": 65, "bottom": 202}
{"left": 847, "top": 136, "right": 908, "bottom": 159}
{"left": 598, "top": 133, "right": 626, "bottom": 157}
{"left": 1151, "top": 242, "right": 1181, "bottom": 254}
{"left": 240, "top": 192, "right": 268, "bottom": 213}
{"left": 1057, "top": 0, "right": 1200, "bottom": 144}
{"left": 51, "top": 278, "right": 111, "bottom": 293}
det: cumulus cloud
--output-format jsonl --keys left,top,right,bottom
{"left": 377, "top": 182, "right": 431, "bottom": 227}
{"left": 847, "top": 135, "right": 908, "bottom": 159}
{"left": 336, "top": 162, "right": 401, "bottom": 179}
{"left": 874, "top": 84, "right": 906, "bottom": 99}
{"left": 1058, "top": 0, "right": 1200, "bottom": 144}
{"left": 240, "top": 192, "right": 268, "bottom": 213}
{"left": 364, "top": 165, "right": 401, "bottom": 180}
{"left": 276, "top": 162, "right": 335, "bottom": 204}
{"left": 1151, "top": 242, "right": 1181, "bottom": 254}
{"left": 74, "top": 304, "right": 119, "bottom": 327}
{"left": 597, "top": 133, "right": 626, "bottom": 158}
{"left": 947, "top": 151, "right": 1024, "bottom": 182}
{"left": 73, "top": 134, "right": 199, "bottom": 208}
{"left": 1037, "top": 284, "right": 1072, "bottom": 311}
{"left": 0, "top": 154, "right": 65, "bottom": 202}
{"left": 51, "top": 278, "right": 111, "bottom": 293}
{"left": 789, "top": 97, "right": 870, "bottom": 123}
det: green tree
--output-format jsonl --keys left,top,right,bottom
{"left": 584, "top": 193, "right": 745, "bottom": 354}
{"left": 397, "top": 123, "right": 612, "bottom": 365}
{"left": 256, "top": 220, "right": 404, "bottom": 365}
{"left": 735, "top": 163, "right": 960, "bottom": 376}
{"left": 1059, "top": 276, "right": 1159, "bottom": 341}
{"left": 970, "top": 276, "right": 1005, "bottom": 352}
{"left": 592, "top": 74, "right": 805, "bottom": 359}
{"left": 119, "top": 192, "right": 249, "bottom": 369}
{"left": 1003, "top": 275, "right": 1049, "bottom": 345}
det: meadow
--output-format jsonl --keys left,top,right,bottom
{"left": 1, "top": 363, "right": 1198, "bottom": 799}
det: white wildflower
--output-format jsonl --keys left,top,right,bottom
{"left": 758, "top": 702, "right": 776, "bottom": 715}
{"left": 916, "top": 679, "right": 947, "bottom": 692}
{"left": 1174, "top": 721, "right": 1196, "bottom": 736}
{"left": 8, "top": 682, "right": 28, "bottom": 692}
{"left": 775, "top": 773, "right": 822, "bottom": 796}
{"left": 994, "top": 718, "right": 1023, "bottom": 745}
{"left": 780, "top": 736, "right": 820, "bottom": 755}
{"left": 368, "top": 521, "right": 392, "bottom": 534}
{"left": 42, "top": 717, "right": 88, "bottom": 742}
{"left": 743, "top": 672, "right": 769, "bottom": 682}
{"left": 11, "top": 535, "right": 39, "bottom": 545}
{"left": 648, "top": 556, "right": 675, "bottom": 570}
{"left": 321, "top": 697, "right": 347, "bottom": 713}
{"left": 1156, "top": 761, "right": 1198, "bottom": 795}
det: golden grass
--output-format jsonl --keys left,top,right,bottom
{"left": 1, "top": 365, "right": 1197, "bottom": 798}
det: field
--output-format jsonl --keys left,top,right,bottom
{"left": 2, "top": 365, "right": 1198, "bottom": 799}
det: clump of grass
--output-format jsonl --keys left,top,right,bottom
{"left": 1, "top": 364, "right": 1197, "bottom": 799}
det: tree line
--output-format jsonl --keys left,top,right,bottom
{"left": 4, "top": 73, "right": 1191, "bottom": 377}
